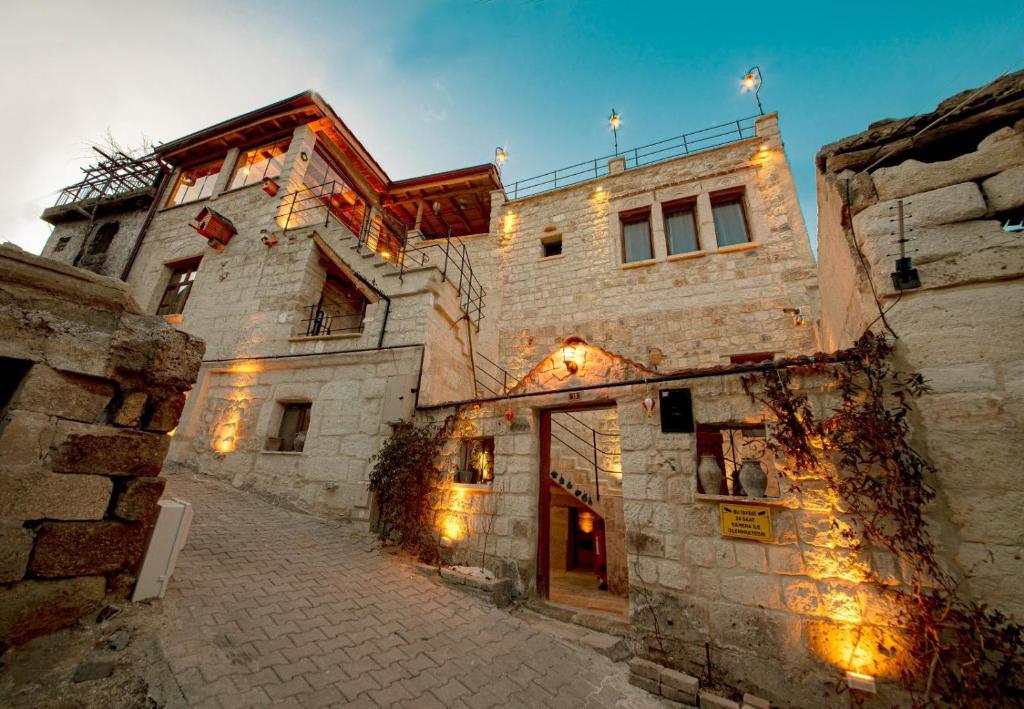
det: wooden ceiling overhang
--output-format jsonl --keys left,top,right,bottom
{"left": 154, "top": 91, "right": 504, "bottom": 236}
{"left": 386, "top": 164, "right": 501, "bottom": 238}
{"left": 154, "top": 91, "right": 390, "bottom": 194}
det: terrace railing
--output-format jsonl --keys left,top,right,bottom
{"left": 53, "top": 150, "right": 164, "bottom": 208}
{"left": 503, "top": 114, "right": 761, "bottom": 201}
{"left": 278, "top": 181, "right": 487, "bottom": 327}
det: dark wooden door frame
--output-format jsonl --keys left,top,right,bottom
{"left": 537, "top": 399, "right": 616, "bottom": 600}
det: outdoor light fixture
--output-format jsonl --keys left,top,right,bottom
{"left": 742, "top": 66, "right": 764, "bottom": 115}
{"left": 494, "top": 146, "right": 508, "bottom": 167}
{"left": 845, "top": 671, "right": 877, "bottom": 694}
{"left": 578, "top": 511, "right": 596, "bottom": 534}
{"left": 563, "top": 345, "right": 580, "bottom": 374}
{"left": 609, "top": 108, "right": 621, "bottom": 155}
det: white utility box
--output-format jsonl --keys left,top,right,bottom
{"left": 131, "top": 497, "right": 193, "bottom": 602}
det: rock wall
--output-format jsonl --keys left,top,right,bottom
{"left": 0, "top": 245, "right": 202, "bottom": 648}
{"left": 816, "top": 71, "right": 1024, "bottom": 620}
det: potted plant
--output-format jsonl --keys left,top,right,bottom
{"left": 265, "top": 437, "right": 282, "bottom": 452}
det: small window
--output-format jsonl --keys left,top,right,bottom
{"left": 304, "top": 271, "right": 368, "bottom": 336}
{"left": 458, "top": 437, "right": 495, "bottom": 484}
{"left": 276, "top": 403, "right": 311, "bottom": 452}
{"left": 711, "top": 191, "right": 751, "bottom": 247}
{"left": 696, "top": 422, "right": 777, "bottom": 498}
{"left": 166, "top": 160, "right": 223, "bottom": 207}
{"left": 229, "top": 138, "right": 291, "bottom": 191}
{"left": 541, "top": 234, "right": 563, "bottom": 258}
{"left": 621, "top": 210, "right": 653, "bottom": 263}
{"left": 663, "top": 202, "right": 699, "bottom": 255}
{"left": 156, "top": 258, "right": 201, "bottom": 316}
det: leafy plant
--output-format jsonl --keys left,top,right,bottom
{"left": 368, "top": 417, "right": 454, "bottom": 561}
{"left": 742, "top": 333, "right": 1024, "bottom": 706}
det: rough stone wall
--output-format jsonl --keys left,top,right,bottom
{"left": 472, "top": 114, "right": 817, "bottom": 380}
{"left": 816, "top": 73, "right": 1024, "bottom": 622}
{"left": 41, "top": 208, "right": 150, "bottom": 280}
{"left": 0, "top": 245, "right": 202, "bottom": 648}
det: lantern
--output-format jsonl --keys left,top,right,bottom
{"left": 504, "top": 410, "right": 515, "bottom": 428}
{"left": 642, "top": 396, "right": 656, "bottom": 417}
{"left": 563, "top": 345, "right": 579, "bottom": 374}
{"left": 578, "top": 511, "right": 596, "bottom": 534}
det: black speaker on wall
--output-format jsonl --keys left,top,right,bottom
{"left": 659, "top": 388, "right": 694, "bottom": 433}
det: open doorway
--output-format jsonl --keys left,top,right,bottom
{"left": 538, "top": 404, "right": 628, "bottom": 618}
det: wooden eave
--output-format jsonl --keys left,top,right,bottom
{"left": 386, "top": 164, "right": 501, "bottom": 238}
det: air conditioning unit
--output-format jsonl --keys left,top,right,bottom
{"left": 131, "top": 498, "right": 193, "bottom": 602}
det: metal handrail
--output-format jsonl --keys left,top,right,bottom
{"left": 504, "top": 114, "right": 761, "bottom": 200}
{"left": 277, "top": 181, "right": 487, "bottom": 327}
{"left": 551, "top": 416, "right": 619, "bottom": 457}
{"left": 301, "top": 301, "right": 366, "bottom": 337}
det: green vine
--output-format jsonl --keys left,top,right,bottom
{"left": 368, "top": 417, "right": 454, "bottom": 562}
{"left": 741, "top": 333, "right": 1024, "bottom": 706}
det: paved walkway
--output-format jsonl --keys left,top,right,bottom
{"left": 157, "top": 471, "right": 666, "bottom": 708}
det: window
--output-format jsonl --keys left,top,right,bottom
{"left": 273, "top": 402, "right": 312, "bottom": 452}
{"left": 696, "top": 422, "right": 777, "bottom": 497}
{"left": 458, "top": 437, "right": 495, "bottom": 484}
{"left": 621, "top": 210, "right": 653, "bottom": 263}
{"left": 711, "top": 191, "right": 751, "bottom": 247}
{"left": 541, "top": 234, "right": 562, "bottom": 258}
{"left": 75, "top": 221, "right": 120, "bottom": 272}
{"left": 301, "top": 145, "right": 367, "bottom": 235}
{"left": 166, "top": 160, "right": 223, "bottom": 207}
{"left": 304, "top": 272, "right": 368, "bottom": 336}
{"left": 663, "top": 201, "right": 699, "bottom": 255}
{"left": 229, "top": 138, "right": 291, "bottom": 191}
{"left": 156, "top": 258, "right": 201, "bottom": 316}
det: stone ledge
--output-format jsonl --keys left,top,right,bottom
{"left": 438, "top": 565, "right": 513, "bottom": 608}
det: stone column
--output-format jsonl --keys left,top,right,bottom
{"left": 695, "top": 192, "right": 717, "bottom": 252}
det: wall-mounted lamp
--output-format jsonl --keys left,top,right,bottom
{"left": 578, "top": 511, "right": 596, "bottom": 534}
{"left": 494, "top": 146, "right": 508, "bottom": 167}
{"left": 742, "top": 66, "right": 764, "bottom": 115}
{"left": 845, "top": 671, "right": 876, "bottom": 694}
{"left": 609, "top": 108, "right": 621, "bottom": 155}
{"left": 783, "top": 307, "right": 806, "bottom": 327}
{"left": 563, "top": 345, "right": 580, "bottom": 374}
{"left": 300, "top": 151, "right": 309, "bottom": 162}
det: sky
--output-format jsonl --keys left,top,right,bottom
{"left": 2, "top": 0, "right": 1022, "bottom": 256}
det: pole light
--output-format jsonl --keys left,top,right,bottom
{"left": 742, "top": 66, "right": 764, "bottom": 115}
{"left": 609, "top": 109, "right": 621, "bottom": 155}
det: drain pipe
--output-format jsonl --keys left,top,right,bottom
{"left": 120, "top": 166, "right": 169, "bottom": 282}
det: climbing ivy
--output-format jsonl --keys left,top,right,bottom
{"left": 368, "top": 417, "right": 454, "bottom": 562}
{"left": 741, "top": 333, "right": 1024, "bottom": 707}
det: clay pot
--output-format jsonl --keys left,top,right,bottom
{"left": 292, "top": 431, "right": 306, "bottom": 452}
{"left": 738, "top": 458, "right": 768, "bottom": 498}
{"left": 698, "top": 455, "right": 723, "bottom": 495}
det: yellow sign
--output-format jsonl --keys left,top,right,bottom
{"left": 720, "top": 504, "right": 773, "bottom": 541}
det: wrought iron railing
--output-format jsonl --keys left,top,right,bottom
{"left": 301, "top": 301, "right": 367, "bottom": 337}
{"left": 277, "top": 181, "right": 487, "bottom": 327}
{"left": 504, "top": 115, "right": 761, "bottom": 200}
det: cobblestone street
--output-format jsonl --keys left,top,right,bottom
{"left": 156, "top": 471, "right": 666, "bottom": 708}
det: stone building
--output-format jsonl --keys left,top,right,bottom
{"left": 33, "top": 73, "right": 1023, "bottom": 705}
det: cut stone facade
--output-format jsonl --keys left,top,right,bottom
{"left": 0, "top": 244, "right": 202, "bottom": 647}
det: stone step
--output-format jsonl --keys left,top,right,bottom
{"left": 514, "top": 605, "right": 633, "bottom": 661}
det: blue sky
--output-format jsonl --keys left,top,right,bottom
{"left": 3, "top": 1, "right": 1022, "bottom": 254}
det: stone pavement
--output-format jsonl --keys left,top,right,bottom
{"left": 157, "top": 470, "right": 669, "bottom": 708}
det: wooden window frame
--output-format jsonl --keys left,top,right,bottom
{"left": 165, "top": 159, "right": 224, "bottom": 208}
{"left": 710, "top": 188, "right": 752, "bottom": 247}
{"left": 661, "top": 198, "right": 700, "bottom": 255}
{"left": 156, "top": 257, "right": 202, "bottom": 316}
{"left": 228, "top": 136, "right": 292, "bottom": 191}
{"left": 619, "top": 207, "right": 654, "bottom": 264}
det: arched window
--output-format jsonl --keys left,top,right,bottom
{"left": 88, "top": 221, "right": 120, "bottom": 255}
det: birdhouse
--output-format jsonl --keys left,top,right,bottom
{"left": 262, "top": 177, "right": 280, "bottom": 196}
{"left": 189, "top": 207, "right": 236, "bottom": 247}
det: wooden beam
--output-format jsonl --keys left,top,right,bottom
{"left": 447, "top": 196, "right": 473, "bottom": 233}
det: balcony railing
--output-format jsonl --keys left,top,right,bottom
{"left": 301, "top": 301, "right": 367, "bottom": 337}
{"left": 503, "top": 115, "right": 762, "bottom": 201}
{"left": 278, "top": 181, "right": 487, "bottom": 327}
